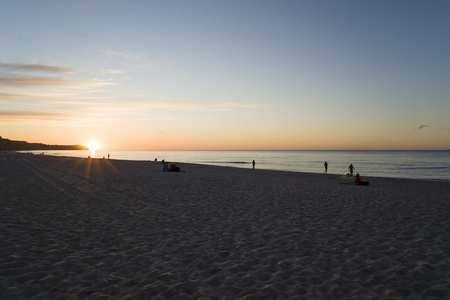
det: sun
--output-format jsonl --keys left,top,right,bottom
{"left": 87, "top": 141, "right": 99, "bottom": 151}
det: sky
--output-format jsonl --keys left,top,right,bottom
{"left": 1, "top": 0, "right": 449, "bottom": 150}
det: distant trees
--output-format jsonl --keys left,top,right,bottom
{"left": 0, "top": 136, "right": 88, "bottom": 151}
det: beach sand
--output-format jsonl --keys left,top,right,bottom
{"left": 1, "top": 153, "right": 449, "bottom": 299}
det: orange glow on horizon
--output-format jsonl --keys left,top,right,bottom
{"left": 87, "top": 141, "right": 99, "bottom": 151}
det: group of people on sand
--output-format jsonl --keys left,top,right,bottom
{"left": 325, "top": 161, "right": 369, "bottom": 185}
{"left": 162, "top": 161, "right": 184, "bottom": 172}
{"left": 151, "top": 158, "right": 184, "bottom": 173}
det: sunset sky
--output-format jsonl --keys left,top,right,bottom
{"left": 1, "top": 0, "right": 449, "bottom": 150}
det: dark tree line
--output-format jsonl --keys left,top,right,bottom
{"left": 0, "top": 136, "right": 88, "bottom": 151}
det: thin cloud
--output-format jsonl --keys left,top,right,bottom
{"left": 1, "top": 92, "right": 267, "bottom": 112}
{"left": 98, "top": 69, "right": 124, "bottom": 74}
{"left": 0, "top": 110, "right": 72, "bottom": 122}
{"left": 0, "top": 94, "right": 115, "bottom": 112}
{"left": 141, "top": 101, "right": 200, "bottom": 109}
{"left": 0, "top": 62, "right": 123, "bottom": 75}
{"left": 214, "top": 102, "right": 268, "bottom": 108}
{"left": 414, "top": 124, "right": 430, "bottom": 130}
{"left": 0, "top": 111, "right": 102, "bottom": 127}
{"left": 128, "top": 100, "right": 268, "bottom": 111}
{"left": 78, "top": 30, "right": 100, "bottom": 40}
{"left": 0, "top": 63, "right": 84, "bottom": 74}
{"left": 0, "top": 92, "right": 96, "bottom": 103}
{"left": 0, "top": 93, "right": 37, "bottom": 101}
{"left": 0, "top": 76, "right": 113, "bottom": 89}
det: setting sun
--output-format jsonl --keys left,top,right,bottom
{"left": 87, "top": 141, "right": 99, "bottom": 151}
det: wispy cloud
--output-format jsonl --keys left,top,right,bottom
{"left": 0, "top": 93, "right": 113, "bottom": 106}
{"left": 98, "top": 69, "right": 123, "bottom": 74}
{"left": 0, "top": 63, "right": 118, "bottom": 90}
{"left": 0, "top": 63, "right": 85, "bottom": 74}
{"left": 120, "top": 100, "right": 268, "bottom": 111}
{"left": 0, "top": 76, "right": 112, "bottom": 89}
{"left": 214, "top": 102, "right": 268, "bottom": 108}
{"left": 0, "top": 61, "right": 267, "bottom": 126}
{"left": 78, "top": 30, "right": 100, "bottom": 40}
{"left": 1, "top": 92, "right": 267, "bottom": 116}
{"left": 1, "top": 89, "right": 267, "bottom": 112}
{"left": 414, "top": 124, "right": 430, "bottom": 130}
{"left": 0, "top": 110, "right": 72, "bottom": 122}
{"left": 0, "top": 62, "right": 123, "bottom": 76}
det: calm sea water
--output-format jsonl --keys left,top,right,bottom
{"left": 27, "top": 150, "right": 450, "bottom": 182}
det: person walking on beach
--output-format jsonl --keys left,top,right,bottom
{"left": 324, "top": 161, "right": 328, "bottom": 173}
{"left": 348, "top": 164, "right": 354, "bottom": 175}
{"left": 252, "top": 160, "right": 255, "bottom": 169}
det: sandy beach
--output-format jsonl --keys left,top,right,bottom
{"left": 1, "top": 153, "right": 449, "bottom": 299}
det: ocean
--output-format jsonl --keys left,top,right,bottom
{"left": 24, "top": 150, "right": 450, "bottom": 182}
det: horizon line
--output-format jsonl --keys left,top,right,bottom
{"left": 94, "top": 149, "right": 449, "bottom": 152}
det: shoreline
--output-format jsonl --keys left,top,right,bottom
{"left": 1, "top": 153, "right": 449, "bottom": 298}
{"left": 6, "top": 151, "right": 450, "bottom": 183}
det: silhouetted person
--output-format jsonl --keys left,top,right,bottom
{"left": 348, "top": 164, "right": 354, "bottom": 175}
{"left": 108, "top": 153, "right": 110, "bottom": 159}
{"left": 324, "top": 161, "right": 328, "bottom": 173}
{"left": 355, "top": 173, "right": 369, "bottom": 185}
{"left": 252, "top": 160, "right": 255, "bottom": 169}
{"left": 169, "top": 163, "right": 180, "bottom": 172}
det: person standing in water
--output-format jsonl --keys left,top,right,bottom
{"left": 252, "top": 160, "right": 255, "bottom": 169}
{"left": 348, "top": 164, "right": 354, "bottom": 175}
{"left": 324, "top": 161, "right": 328, "bottom": 173}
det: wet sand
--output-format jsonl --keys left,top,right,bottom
{"left": 1, "top": 153, "right": 449, "bottom": 299}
